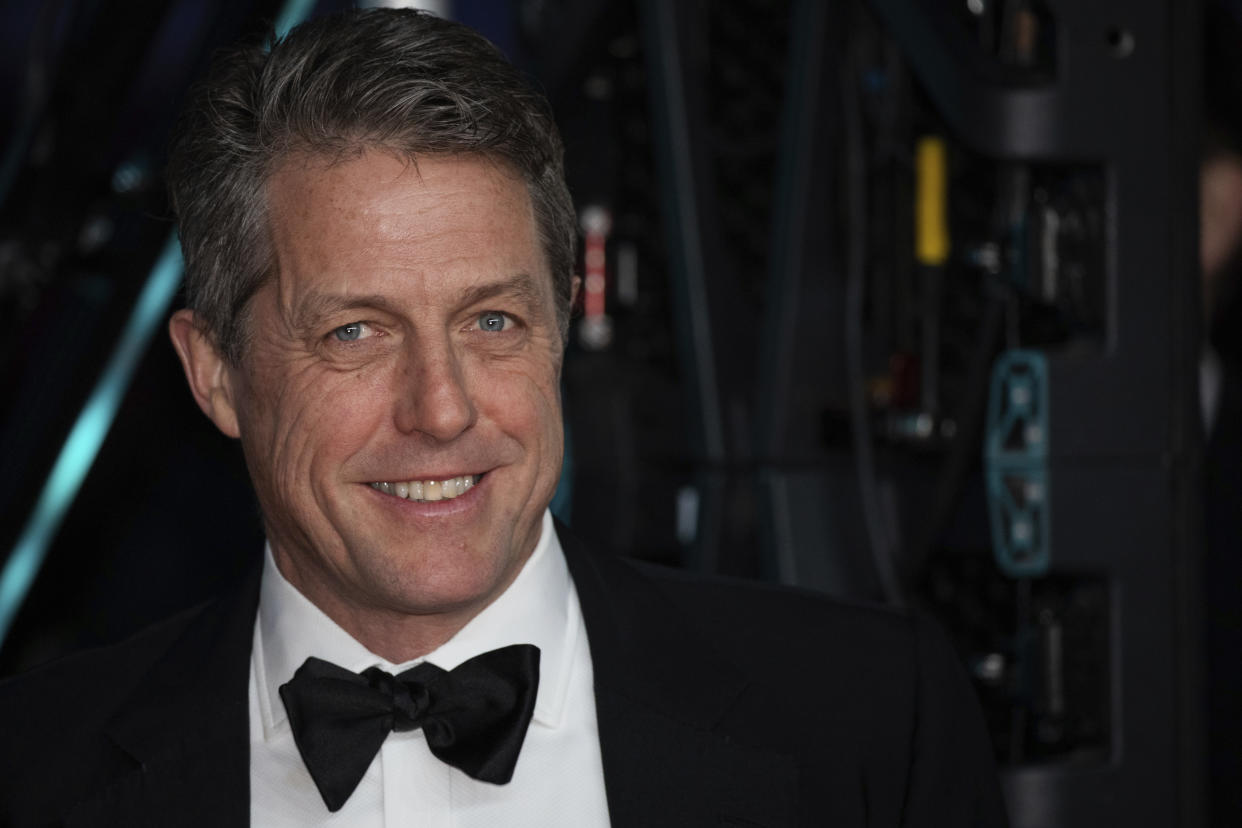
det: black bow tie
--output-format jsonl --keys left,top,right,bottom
{"left": 279, "top": 644, "right": 540, "bottom": 812}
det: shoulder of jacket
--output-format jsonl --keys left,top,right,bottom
{"left": 0, "top": 597, "right": 211, "bottom": 724}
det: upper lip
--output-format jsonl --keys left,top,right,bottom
{"left": 367, "top": 470, "right": 486, "bottom": 482}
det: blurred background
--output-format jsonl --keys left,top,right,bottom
{"left": 0, "top": 0, "right": 1234, "bottom": 824}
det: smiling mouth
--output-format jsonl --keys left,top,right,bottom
{"left": 369, "top": 474, "right": 482, "bottom": 503}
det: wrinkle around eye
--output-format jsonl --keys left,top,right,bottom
{"left": 316, "top": 321, "right": 393, "bottom": 366}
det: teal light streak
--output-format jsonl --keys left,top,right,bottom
{"left": 274, "top": 0, "right": 317, "bottom": 37}
{"left": 0, "top": 235, "right": 183, "bottom": 644}
{"left": 0, "top": 0, "right": 315, "bottom": 648}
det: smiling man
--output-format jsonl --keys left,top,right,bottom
{"left": 177, "top": 151, "right": 568, "bottom": 662}
{"left": 0, "top": 9, "right": 1007, "bottom": 827}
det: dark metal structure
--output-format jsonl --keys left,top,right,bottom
{"left": 618, "top": 0, "right": 1204, "bottom": 824}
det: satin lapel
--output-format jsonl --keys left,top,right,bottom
{"left": 68, "top": 565, "right": 261, "bottom": 827}
{"left": 559, "top": 526, "right": 798, "bottom": 828}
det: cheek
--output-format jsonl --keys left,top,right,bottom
{"left": 489, "top": 364, "right": 565, "bottom": 469}
{"left": 243, "top": 363, "right": 389, "bottom": 494}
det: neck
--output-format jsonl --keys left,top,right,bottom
{"left": 309, "top": 599, "right": 474, "bottom": 663}
{"left": 269, "top": 550, "right": 515, "bottom": 664}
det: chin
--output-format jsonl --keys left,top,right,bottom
{"left": 362, "top": 546, "right": 520, "bottom": 617}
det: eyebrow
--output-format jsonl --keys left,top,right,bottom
{"left": 289, "top": 292, "right": 404, "bottom": 333}
{"left": 290, "top": 273, "right": 546, "bottom": 332}
{"left": 455, "top": 272, "right": 545, "bottom": 312}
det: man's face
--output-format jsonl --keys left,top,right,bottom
{"left": 198, "top": 151, "right": 566, "bottom": 631}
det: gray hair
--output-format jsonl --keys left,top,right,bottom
{"left": 166, "top": 8, "right": 577, "bottom": 364}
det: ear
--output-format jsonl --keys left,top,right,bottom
{"left": 570, "top": 274, "right": 583, "bottom": 309}
{"left": 168, "top": 309, "right": 242, "bottom": 438}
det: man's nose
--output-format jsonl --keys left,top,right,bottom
{"left": 393, "top": 338, "right": 477, "bottom": 441}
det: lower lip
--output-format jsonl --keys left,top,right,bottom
{"left": 364, "top": 474, "right": 487, "bottom": 517}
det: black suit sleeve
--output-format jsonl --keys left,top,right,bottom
{"left": 900, "top": 614, "right": 1009, "bottom": 827}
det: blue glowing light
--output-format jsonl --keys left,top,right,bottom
{"left": 0, "top": 236, "right": 184, "bottom": 644}
{"left": 274, "top": 0, "right": 318, "bottom": 37}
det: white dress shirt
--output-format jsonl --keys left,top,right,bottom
{"left": 249, "top": 511, "right": 612, "bottom": 827}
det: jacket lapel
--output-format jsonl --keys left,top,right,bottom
{"left": 68, "top": 565, "right": 261, "bottom": 827}
{"left": 560, "top": 526, "right": 798, "bottom": 828}
{"left": 60, "top": 530, "right": 795, "bottom": 826}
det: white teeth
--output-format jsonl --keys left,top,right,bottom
{"left": 372, "top": 475, "right": 480, "bottom": 502}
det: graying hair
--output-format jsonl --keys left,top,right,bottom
{"left": 166, "top": 8, "right": 577, "bottom": 363}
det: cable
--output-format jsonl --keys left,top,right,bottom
{"left": 908, "top": 295, "right": 1006, "bottom": 570}
{"left": 841, "top": 36, "right": 905, "bottom": 607}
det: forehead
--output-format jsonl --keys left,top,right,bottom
{"left": 262, "top": 150, "right": 549, "bottom": 307}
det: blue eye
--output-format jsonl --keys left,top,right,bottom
{"left": 333, "top": 323, "right": 364, "bottom": 341}
{"left": 478, "top": 312, "right": 509, "bottom": 332}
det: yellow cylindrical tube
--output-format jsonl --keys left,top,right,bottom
{"left": 915, "top": 136, "right": 950, "bottom": 266}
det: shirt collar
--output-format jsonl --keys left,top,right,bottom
{"left": 254, "top": 511, "right": 580, "bottom": 739}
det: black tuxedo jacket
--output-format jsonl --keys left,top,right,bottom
{"left": 0, "top": 527, "right": 1007, "bottom": 826}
